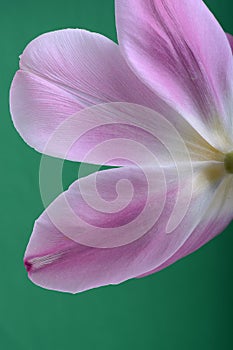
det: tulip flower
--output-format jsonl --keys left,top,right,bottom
{"left": 10, "top": 0, "right": 233, "bottom": 293}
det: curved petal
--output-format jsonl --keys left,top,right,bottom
{"left": 12, "top": 101, "right": 224, "bottom": 166}
{"left": 138, "top": 175, "right": 233, "bottom": 278}
{"left": 226, "top": 33, "right": 233, "bottom": 53}
{"left": 116, "top": 0, "right": 233, "bottom": 148}
{"left": 24, "top": 162, "right": 228, "bottom": 294}
{"left": 10, "top": 29, "right": 176, "bottom": 160}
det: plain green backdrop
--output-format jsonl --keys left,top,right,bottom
{"left": 1, "top": 0, "right": 233, "bottom": 349}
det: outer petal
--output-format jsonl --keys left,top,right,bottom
{"left": 116, "top": 0, "right": 233, "bottom": 147}
{"left": 24, "top": 163, "right": 228, "bottom": 294}
{"left": 10, "top": 29, "right": 176, "bottom": 160}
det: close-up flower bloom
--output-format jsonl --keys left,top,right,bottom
{"left": 10, "top": 0, "right": 233, "bottom": 293}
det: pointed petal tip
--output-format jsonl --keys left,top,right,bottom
{"left": 24, "top": 259, "right": 32, "bottom": 273}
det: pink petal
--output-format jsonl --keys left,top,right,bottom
{"left": 116, "top": 0, "right": 233, "bottom": 147}
{"left": 24, "top": 162, "right": 229, "bottom": 294}
{"left": 10, "top": 29, "right": 175, "bottom": 161}
{"left": 226, "top": 33, "right": 233, "bottom": 53}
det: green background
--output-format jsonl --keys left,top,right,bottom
{"left": 1, "top": 0, "right": 233, "bottom": 349}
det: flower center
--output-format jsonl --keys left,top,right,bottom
{"left": 224, "top": 151, "right": 233, "bottom": 174}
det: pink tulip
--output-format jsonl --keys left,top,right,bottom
{"left": 10, "top": 0, "right": 233, "bottom": 293}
